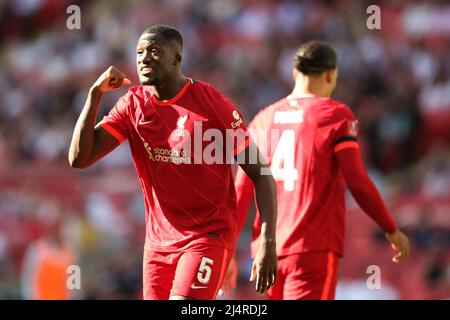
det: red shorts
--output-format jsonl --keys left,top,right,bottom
{"left": 143, "top": 243, "right": 230, "bottom": 300}
{"left": 267, "top": 251, "right": 340, "bottom": 300}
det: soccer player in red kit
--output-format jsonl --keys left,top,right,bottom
{"left": 68, "top": 25, "right": 277, "bottom": 300}
{"left": 221, "top": 41, "right": 410, "bottom": 299}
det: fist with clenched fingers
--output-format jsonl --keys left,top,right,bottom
{"left": 92, "top": 66, "right": 131, "bottom": 93}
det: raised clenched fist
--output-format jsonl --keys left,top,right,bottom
{"left": 92, "top": 66, "right": 131, "bottom": 93}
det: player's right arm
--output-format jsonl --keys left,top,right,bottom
{"left": 68, "top": 66, "right": 130, "bottom": 168}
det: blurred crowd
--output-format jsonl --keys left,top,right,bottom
{"left": 0, "top": 0, "right": 449, "bottom": 299}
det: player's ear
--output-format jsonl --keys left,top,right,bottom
{"left": 324, "top": 70, "right": 333, "bottom": 83}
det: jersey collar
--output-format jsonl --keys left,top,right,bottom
{"left": 152, "top": 77, "right": 191, "bottom": 106}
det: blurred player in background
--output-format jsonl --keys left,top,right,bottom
{"left": 20, "top": 217, "right": 75, "bottom": 300}
{"left": 68, "top": 25, "right": 277, "bottom": 300}
{"left": 221, "top": 41, "right": 410, "bottom": 300}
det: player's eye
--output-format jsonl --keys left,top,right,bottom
{"left": 136, "top": 50, "right": 143, "bottom": 55}
{"left": 151, "top": 48, "right": 160, "bottom": 55}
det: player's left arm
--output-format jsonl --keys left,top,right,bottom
{"left": 237, "top": 141, "right": 278, "bottom": 294}
{"left": 334, "top": 123, "right": 410, "bottom": 263}
{"left": 336, "top": 148, "right": 410, "bottom": 263}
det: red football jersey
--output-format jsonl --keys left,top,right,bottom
{"left": 98, "top": 78, "right": 250, "bottom": 252}
{"left": 235, "top": 95, "right": 359, "bottom": 257}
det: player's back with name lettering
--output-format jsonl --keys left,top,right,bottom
{"left": 248, "top": 96, "right": 358, "bottom": 258}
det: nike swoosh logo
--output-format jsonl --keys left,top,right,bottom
{"left": 138, "top": 119, "right": 153, "bottom": 126}
{"left": 191, "top": 284, "right": 208, "bottom": 290}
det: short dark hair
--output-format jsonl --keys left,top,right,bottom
{"left": 142, "top": 25, "right": 183, "bottom": 48}
{"left": 294, "top": 41, "right": 337, "bottom": 75}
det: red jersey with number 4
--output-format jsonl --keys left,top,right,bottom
{"left": 235, "top": 96, "right": 359, "bottom": 257}
{"left": 98, "top": 78, "right": 250, "bottom": 252}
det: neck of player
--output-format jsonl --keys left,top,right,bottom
{"left": 152, "top": 74, "right": 187, "bottom": 101}
{"left": 292, "top": 76, "right": 332, "bottom": 98}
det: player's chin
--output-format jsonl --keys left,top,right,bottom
{"left": 139, "top": 74, "right": 158, "bottom": 85}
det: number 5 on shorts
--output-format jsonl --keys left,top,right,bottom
{"left": 197, "top": 257, "right": 213, "bottom": 284}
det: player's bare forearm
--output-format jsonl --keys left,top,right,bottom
{"left": 251, "top": 171, "right": 277, "bottom": 242}
{"left": 238, "top": 162, "right": 277, "bottom": 239}
{"left": 244, "top": 165, "right": 277, "bottom": 292}
{"left": 69, "top": 66, "right": 129, "bottom": 168}
{"left": 68, "top": 87, "right": 103, "bottom": 168}
{"left": 237, "top": 142, "right": 277, "bottom": 293}
{"left": 237, "top": 143, "right": 277, "bottom": 242}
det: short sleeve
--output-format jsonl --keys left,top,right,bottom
{"left": 332, "top": 104, "right": 359, "bottom": 153}
{"left": 213, "top": 91, "right": 251, "bottom": 157}
{"left": 245, "top": 110, "right": 272, "bottom": 160}
{"left": 96, "top": 92, "right": 133, "bottom": 144}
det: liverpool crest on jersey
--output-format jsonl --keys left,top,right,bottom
{"left": 175, "top": 114, "right": 188, "bottom": 137}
